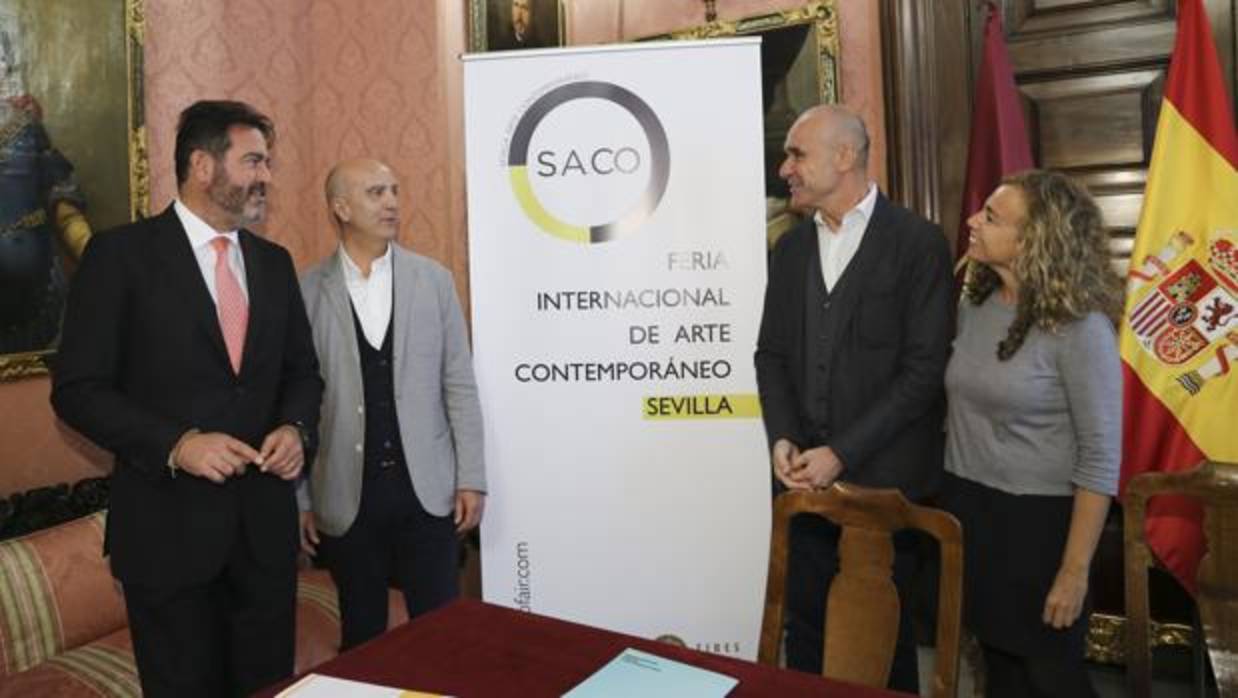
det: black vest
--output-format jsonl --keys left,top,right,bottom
{"left": 801, "top": 252, "right": 840, "bottom": 445}
{"left": 350, "top": 303, "right": 406, "bottom": 474}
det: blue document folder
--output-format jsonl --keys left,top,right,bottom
{"left": 562, "top": 648, "right": 738, "bottom": 697}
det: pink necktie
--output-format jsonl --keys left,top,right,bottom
{"left": 211, "top": 236, "right": 248, "bottom": 374}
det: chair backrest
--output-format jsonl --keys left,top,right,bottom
{"left": 758, "top": 483, "right": 963, "bottom": 698}
{"left": 1124, "top": 461, "right": 1238, "bottom": 698}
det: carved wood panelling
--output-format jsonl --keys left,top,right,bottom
{"left": 1011, "top": 0, "right": 1172, "bottom": 35}
{"left": 1002, "top": 0, "right": 1188, "bottom": 272}
{"left": 1020, "top": 69, "right": 1163, "bottom": 170}
{"left": 1093, "top": 191, "right": 1145, "bottom": 230}
{"left": 1007, "top": 21, "right": 1177, "bottom": 74}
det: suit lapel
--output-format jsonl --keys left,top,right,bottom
{"left": 391, "top": 245, "right": 418, "bottom": 392}
{"left": 237, "top": 230, "right": 266, "bottom": 377}
{"left": 824, "top": 193, "right": 894, "bottom": 343}
{"left": 322, "top": 252, "right": 362, "bottom": 371}
{"left": 151, "top": 206, "right": 232, "bottom": 368}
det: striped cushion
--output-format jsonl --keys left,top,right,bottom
{"left": 0, "top": 629, "right": 138, "bottom": 698}
{"left": 297, "top": 569, "right": 341, "bottom": 624}
{"left": 293, "top": 568, "right": 408, "bottom": 674}
{"left": 0, "top": 575, "right": 354, "bottom": 696}
{"left": 0, "top": 517, "right": 388, "bottom": 692}
{"left": 0, "top": 512, "right": 125, "bottom": 678}
{"left": 295, "top": 569, "right": 342, "bottom": 673}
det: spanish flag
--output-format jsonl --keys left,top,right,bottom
{"left": 1119, "top": 0, "right": 1238, "bottom": 594}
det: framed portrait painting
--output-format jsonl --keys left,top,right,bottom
{"left": 0, "top": 0, "right": 147, "bottom": 381}
{"left": 469, "top": 0, "right": 564, "bottom": 52}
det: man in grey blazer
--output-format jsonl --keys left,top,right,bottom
{"left": 297, "top": 158, "right": 486, "bottom": 649}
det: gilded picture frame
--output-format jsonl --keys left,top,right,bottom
{"left": 468, "top": 0, "right": 565, "bottom": 52}
{"left": 640, "top": 0, "right": 840, "bottom": 203}
{"left": 0, "top": 0, "right": 147, "bottom": 381}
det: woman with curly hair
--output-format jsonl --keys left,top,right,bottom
{"left": 941, "top": 169, "right": 1123, "bottom": 697}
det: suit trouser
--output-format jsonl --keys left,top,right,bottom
{"left": 982, "top": 643, "right": 1096, "bottom": 698}
{"left": 121, "top": 526, "right": 296, "bottom": 698}
{"left": 784, "top": 514, "right": 920, "bottom": 693}
{"left": 318, "top": 462, "right": 459, "bottom": 650}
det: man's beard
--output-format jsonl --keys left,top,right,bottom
{"left": 208, "top": 169, "right": 267, "bottom": 228}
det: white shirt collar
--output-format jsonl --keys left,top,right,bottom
{"left": 337, "top": 243, "right": 393, "bottom": 349}
{"left": 338, "top": 243, "right": 393, "bottom": 284}
{"left": 813, "top": 182, "right": 878, "bottom": 234}
{"left": 812, "top": 183, "right": 878, "bottom": 291}
{"left": 174, "top": 199, "right": 238, "bottom": 249}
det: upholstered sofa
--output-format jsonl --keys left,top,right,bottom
{"left": 0, "top": 511, "right": 401, "bottom": 697}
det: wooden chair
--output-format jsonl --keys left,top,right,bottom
{"left": 1124, "top": 460, "right": 1238, "bottom": 698}
{"left": 758, "top": 483, "right": 964, "bottom": 698}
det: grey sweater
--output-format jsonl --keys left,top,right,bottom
{"left": 944, "top": 295, "right": 1121, "bottom": 497}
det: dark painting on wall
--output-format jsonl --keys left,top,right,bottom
{"left": 470, "top": 0, "right": 563, "bottom": 52}
{"left": 0, "top": 0, "right": 146, "bottom": 381}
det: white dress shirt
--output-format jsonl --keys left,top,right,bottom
{"left": 814, "top": 182, "right": 877, "bottom": 291}
{"left": 174, "top": 199, "right": 249, "bottom": 303}
{"left": 339, "top": 244, "right": 393, "bottom": 349}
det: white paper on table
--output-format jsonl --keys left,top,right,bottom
{"left": 275, "top": 673, "right": 449, "bottom": 698}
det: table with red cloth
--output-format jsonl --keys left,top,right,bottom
{"left": 258, "top": 598, "right": 912, "bottom": 697}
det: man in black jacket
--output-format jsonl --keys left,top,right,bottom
{"left": 51, "top": 100, "right": 322, "bottom": 698}
{"left": 755, "top": 105, "right": 952, "bottom": 691}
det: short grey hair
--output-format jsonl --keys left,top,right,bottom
{"left": 799, "top": 104, "right": 870, "bottom": 168}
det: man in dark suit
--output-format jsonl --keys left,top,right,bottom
{"left": 755, "top": 105, "right": 952, "bottom": 691}
{"left": 51, "top": 100, "right": 323, "bottom": 698}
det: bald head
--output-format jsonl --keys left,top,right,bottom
{"left": 779, "top": 105, "right": 872, "bottom": 222}
{"left": 794, "top": 105, "right": 870, "bottom": 169}
{"left": 325, "top": 158, "right": 391, "bottom": 208}
{"left": 325, "top": 157, "right": 401, "bottom": 242}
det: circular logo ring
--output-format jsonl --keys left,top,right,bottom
{"left": 507, "top": 81, "right": 670, "bottom": 244}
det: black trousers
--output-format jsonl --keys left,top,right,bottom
{"left": 318, "top": 462, "right": 459, "bottom": 650}
{"left": 982, "top": 643, "right": 1097, "bottom": 698}
{"left": 121, "top": 527, "right": 296, "bottom": 698}
{"left": 784, "top": 514, "right": 921, "bottom": 693}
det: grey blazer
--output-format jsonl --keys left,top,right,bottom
{"left": 297, "top": 244, "right": 485, "bottom": 535}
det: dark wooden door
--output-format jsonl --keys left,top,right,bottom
{"left": 1003, "top": 0, "right": 1235, "bottom": 274}
{"left": 884, "top": 0, "right": 1236, "bottom": 274}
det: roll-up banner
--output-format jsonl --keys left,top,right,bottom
{"left": 464, "top": 38, "right": 769, "bottom": 659}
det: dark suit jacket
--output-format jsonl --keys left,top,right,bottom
{"left": 754, "top": 193, "right": 953, "bottom": 501}
{"left": 51, "top": 205, "right": 323, "bottom": 587}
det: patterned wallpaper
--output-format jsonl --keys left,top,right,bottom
{"left": 145, "top": 0, "right": 466, "bottom": 279}
{"left": 0, "top": 0, "right": 469, "bottom": 495}
{"left": 0, "top": 0, "right": 879, "bottom": 495}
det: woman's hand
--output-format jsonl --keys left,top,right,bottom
{"left": 1042, "top": 566, "right": 1088, "bottom": 629}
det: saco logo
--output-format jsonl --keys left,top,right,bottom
{"left": 507, "top": 80, "right": 670, "bottom": 244}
